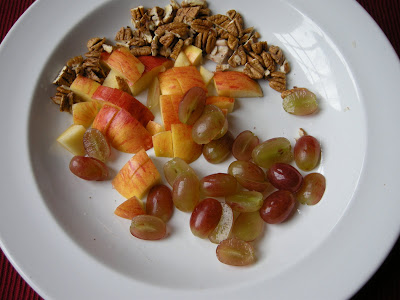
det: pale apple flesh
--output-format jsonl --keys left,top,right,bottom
{"left": 171, "top": 123, "right": 202, "bottom": 164}
{"left": 69, "top": 75, "right": 101, "bottom": 102}
{"left": 206, "top": 96, "right": 235, "bottom": 113}
{"left": 153, "top": 131, "right": 174, "bottom": 158}
{"left": 213, "top": 71, "right": 263, "bottom": 98}
{"left": 183, "top": 45, "right": 203, "bottom": 66}
{"left": 72, "top": 100, "right": 102, "bottom": 128}
{"left": 56, "top": 124, "right": 87, "bottom": 156}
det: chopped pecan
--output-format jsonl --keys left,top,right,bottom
{"left": 269, "top": 45, "right": 285, "bottom": 65}
{"left": 84, "top": 67, "right": 105, "bottom": 84}
{"left": 207, "top": 39, "right": 231, "bottom": 64}
{"left": 163, "top": 4, "right": 176, "bottom": 23}
{"left": 130, "top": 46, "right": 152, "bottom": 56}
{"left": 151, "top": 36, "right": 159, "bottom": 56}
{"left": 156, "top": 22, "right": 189, "bottom": 39}
{"left": 251, "top": 41, "right": 265, "bottom": 54}
{"left": 183, "top": 36, "right": 194, "bottom": 46}
{"left": 115, "top": 27, "right": 134, "bottom": 41}
{"left": 261, "top": 51, "right": 276, "bottom": 72}
{"left": 174, "top": 6, "right": 200, "bottom": 24}
{"left": 170, "top": 39, "right": 184, "bottom": 60}
{"left": 87, "top": 37, "right": 105, "bottom": 52}
{"left": 195, "top": 30, "right": 216, "bottom": 54}
{"left": 243, "top": 59, "right": 264, "bottom": 79}
{"left": 159, "top": 46, "right": 172, "bottom": 57}
{"left": 130, "top": 6, "right": 145, "bottom": 28}
{"left": 198, "top": 8, "right": 211, "bottom": 18}
{"left": 248, "top": 51, "right": 264, "bottom": 67}
{"left": 66, "top": 56, "right": 84, "bottom": 75}
{"left": 129, "top": 36, "right": 148, "bottom": 47}
{"left": 149, "top": 6, "right": 165, "bottom": 27}
{"left": 227, "top": 34, "right": 239, "bottom": 50}
{"left": 137, "top": 27, "right": 153, "bottom": 44}
{"left": 279, "top": 60, "right": 291, "bottom": 74}
{"left": 51, "top": 86, "right": 79, "bottom": 112}
{"left": 208, "top": 14, "right": 230, "bottom": 27}
{"left": 268, "top": 71, "right": 286, "bottom": 92}
{"left": 53, "top": 66, "right": 76, "bottom": 86}
{"left": 181, "top": 0, "right": 208, "bottom": 8}
{"left": 228, "top": 45, "right": 246, "bottom": 67}
{"left": 159, "top": 33, "right": 175, "bottom": 48}
{"left": 216, "top": 64, "right": 230, "bottom": 72}
{"left": 191, "top": 19, "right": 213, "bottom": 33}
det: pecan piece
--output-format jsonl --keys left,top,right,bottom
{"left": 87, "top": 37, "right": 105, "bottom": 52}
{"left": 159, "top": 46, "right": 172, "bottom": 58}
{"left": 174, "top": 6, "right": 200, "bottom": 24}
{"left": 149, "top": 6, "right": 165, "bottom": 27}
{"left": 243, "top": 59, "right": 264, "bottom": 79}
{"left": 228, "top": 45, "right": 247, "bottom": 67}
{"left": 261, "top": 51, "right": 276, "bottom": 73}
{"left": 268, "top": 71, "right": 286, "bottom": 92}
{"left": 163, "top": 4, "right": 176, "bottom": 23}
{"left": 181, "top": 0, "right": 208, "bottom": 8}
{"left": 227, "top": 34, "right": 239, "bottom": 50}
{"left": 151, "top": 36, "right": 159, "bottom": 56}
{"left": 159, "top": 33, "right": 175, "bottom": 48}
{"left": 170, "top": 39, "right": 184, "bottom": 60}
{"left": 115, "top": 27, "right": 134, "bottom": 41}
{"left": 53, "top": 66, "right": 76, "bottom": 86}
{"left": 279, "top": 59, "right": 291, "bottom": 74}
{"left": 269, "top": 45, "right": 285, "bottom": 65}
{"left": 130, "top": 46, "right": 152, "bottom": 56}
{"left": 191, "top": 19, "right": 213, "bottom": 33}
{"left": 130, "top": 6, "right": 145, "bottom": 28}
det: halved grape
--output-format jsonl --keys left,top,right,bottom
{"left": 267, "top": 163, "right": 303, "bottom": 193}
{"left": 146, "top": 184, "right": 174, "bottom": 223}
{"left": 163, "top": 157, "right": 197, "bottom": 187}
{"left": 192, "top": 105, "right": 226, "bottom": 144}
{"left": 228, "top": 160, "right": 269, "bottom": 192}
{"left": 216, "top": 238, "right": 256, "bottom": 266}
{"left": 225, "top": 191, "right": 263, "bottom": 212}
{"left": 202, "top": 131, "right": 234, "bottom": 164}
{"left": 130, "top": 215, "right": 166, "bottom": 240}
{"left": 212, "top": 117, "right": 228, "bottom": 140}
{"left": 190, "top": 198, "right": 222, "bottom": 238}
{"left": 296, "top": 173, "right": 326, "bottom": 205}
{"left": 200, "top": 173, "right": 238, "bottom": 197}
{"left": 83, "top": 128, "right": 111, "bottom": 162}
{"left": 282, "top": 87, "right": 318, "bottom": 115}
{"left": 294, "top": 135, "right": 321, "bottom": 171}
{"left": 232, "top": 211, "right": 264, "bottom": 242}
{"left": 178, "top": 86, "right": 206, "bottom": 125}
{"left": 232, "top": 130, "right": 259, "bottom": 161}
{"left": 209, "top": 203, "right": 234, "bottom": 244}
{"left": 172, "top": 172, "right": 200, "bottom": 212}
{"left": 260, "top": 190, "right": 295, "bottom": 224}
{"left": 252, "top": 137, "right": 293, "bottom": 168}
{"left": 69, "top": 156, "right": 108, "bottom": 181}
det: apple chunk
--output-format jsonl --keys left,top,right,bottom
{"left": 200, "top": 66, "right": 214, "bottom": 86}
{"left": 213, "top": 71, "right": 263, "bottom": 98}
{"left": 183, "top": 45, "right": 203, "bottom": 66}
{"left": 171, "top": 123, "right": 202, "bottom": 164}
{"left": 72, "top": 101, "right": 102, "bottom": 128}
{"left": 112, "top": 149, "right": 161, "bottom": 199}
{"left": 206, "top": 96, "right": 235, "bottom": 113}
{"left": 114, "top": 196, "right": 145, "bottom": 219}
{"left": 174, "top": 51, "right": 191, "bottom": 67}
{"left": 92, "top": 104, "right": 119, "bottom": 136}
{"left": 57, "top": 124, "right": 86, "bottom": 156}
{"left": 106, "top": 47, "right": 144, "bottom": 86}
{"left": 146, "top": 120, "right": 164, "bottom": 136}
{"left": 153, "top": 131, "right": 173, "bottom": 158}
{"left": 69, "top": 75, "right": 101, "bottom": 102}
{"left": 159, "top": 94, "right": 182, "bottom": 131}
{"left": 158, "top": 66, "right": 207, "bottom": 96}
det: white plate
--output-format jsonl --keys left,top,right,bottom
{"left": 0, "top": 0, "right": 399, "bottom": 299}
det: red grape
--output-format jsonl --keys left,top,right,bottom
{"left": 267, "top": 163, "right": 303, "bottom": 192}
{"left": 190, "top": 198, "right": 222, "bottom": 238}
{"left": 69, "top": 156, "right": 108, "bottom": 181}
{"left": 260, "top": 190, "right": 296, "bottom": 224}
{"left": 146, "top": 184, "right": 174, "bottom": 222}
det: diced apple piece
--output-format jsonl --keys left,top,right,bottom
{"left": 131, "top": 56, "right": 174, "bottom": 96}
{"left": 184, "top": 45, "right": 203, "bottom": 66}
{"left": 69, "top": 75, "right": 101, "bottom": 102}
{"left": 159, "top": 94, "right": 182, "bottom": 131}
{"left": 107, "top": 108, "right": 153, "bottom": 153}
{"left": 153, "top": 131, "right": 174, "bottom": 158}
{"left": 114, "top": 196, "right": 145, "bottom": 219}
{"left": 72, "top": 101, "right": 102, "bottom": 128}
{"left": 200, "top": 66, "right": 214, "bottom": 86}
{"left": 146, "top": 120, "right": 164, "bottom": 136}
{"left": 107, "top": 47, "right": 144, "bottom": 86}
{"left": 103, "top": 69, "right": 132, "bottom": 95}
{"left": 92, "top": 86, "right": 154, "bottom": 126}
{"left": 171, "top": 123, "right": 202, "bottom": 164}
{"left": 158, "top": 66, "right": 207, "bottom": 96}
{"left": 206, "top": 96, "right": 235, "bottom": 113}
{"left": 57, "top": 124, "right": 86, "bottom": 156}
{"left": 92, "top": 104, "right": 119, "bottom": 136}
{"left": 213, "top": 71, "right": 263, "bottom": 98}
{"left": 147, "top": 77, "right": 161, "bottom": 110}
{"left": 174, "top": 51, "right": 191, "bottom": 67}
{"left": 112, "top": 149, "right": 161, "bottom": 199}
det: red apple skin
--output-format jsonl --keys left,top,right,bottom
{"left": 69, "top": 75, "right": 101, "bottom": 102}
{"left": 107, "top": 108, "right": 153, "bottom": 153}
{"left": 159, "top": 94, "right": 182, "bottom": 131}
{"left": 114, "top": 196, "right": 145, "bottom": 219}
{"left": 138, "top": 56, "right": 173, "bottom": 73}
{"left": 159, "top": 66, "right": 207, "bottom": 96}
{"left": 107, "top": 47, "right": 144, "bottom": 85}
{"left": 91, "top": 104, "right": 119, "bottom": 136}
{"left": 92, "top": 86, "right": 154, "bottom": 126}
{"left": 214, "top": 71, "right": 263, "bottom": 98}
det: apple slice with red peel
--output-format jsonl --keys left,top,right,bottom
{"left": 146, "top": 120, "right": 164, "bottom": 136}
{"left": 69, "top": 75, "right": 101, "bottom": 102}
{"left": 214, "top": 71, "right": 263, "bottom": 98}
{"left": 106, "top": 47, "right": 144, "bottom": 86}
{"left": 112, "top": 149, "right": 161, "bottom": 199}
{"left": 206, "top": 96, "right": 235, "bottom": 113}
{"left": 92, "top": 104, "right": 119, "bottom": 136}
{"left": 92, "top": 86, "right": 154, "bottom": 127}
{"left": 158, "top": 66, "right": 207, "bottom": 96}
{"left": 114, "top": 196, "right": 145, "bottom": 219}
{"left": 72, "top": 100, "right": 102, "bottom": 128}
{"left": 159, "top": 94, "right": 182, "bottom": 131}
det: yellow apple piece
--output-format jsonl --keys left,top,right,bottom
{"left": 200, "top": 66, "right": 214, "bottom": 86}
{"left": 146, "top": 77, "right": 161, "bottom": 110}
{"left": 106, "top": 47, "right": 145, "bottom": 86}
{"left": 158, "top": 66, "right": 207, "bottom": 96}
{"left": 174, "top": 51, "right": 191, "bottom": 67}
{"left": 69, "top": 75, "right": 101, "bottom": 102}
{"left": 114, "top": 196, "right": 145, "bottom": 219}
{"left": 153, "top": 131, "right": 173, "bottom": 158}
{"left": 72, "top": 101, "right": 102, "bottom": 128}
{"left": 213, "top": 71, "right": 263, "bottom": 98}
{"left": 107, "top": 108, "right": 153, "bottom": 153}
{"left": 206, "top": 96, "right": 235, "bottom": 113}
{"left": 56, "top": 124, "right": 86, "bottom": 156}
{"left": 171, "top": 123, "right": 202, "bottom": 164}
{"left": 146, "top": 120, "right": 164, "bottom": 136}
{"left": 112, "top": 149, "right": 161, "bottom": 199}
{"left": 183, "top": 45, "right": 203, "bottom": 66}
{"left": 159, "top": 94, "right": 182, "bottom": 131}
{"left": 131, "top": 56, "right": 174, "bottom": 96}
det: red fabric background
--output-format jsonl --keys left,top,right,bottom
{"left": 0, "top": 0, "right": 399, "bottom": 299}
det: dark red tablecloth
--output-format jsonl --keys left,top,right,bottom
{"left": 0, "top": 0, "right": 399, "bottom": 299}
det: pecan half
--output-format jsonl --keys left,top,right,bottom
{"left": 159, "top": 32, "right": 176, "bottom": 48}
{"left": 53, "top": 66, "right": 76, "bottom": 86}
{"left": 191, "top": 19, "right": 213, "bottom": 33}
{"left": 170, "top": 39, "right": 184, "bottom": 60}
{"left": 269, "top": 45, "right": 285, "bottom": 65}
{"left": 243, "top": 59, "right": 264, "bottom": 79}
{"left": 174, "top": 6, "right": 200, "bottom": 24}
{"left": 261, "top": 51, "right": 276, "bottom": 73}
{"left": 87, "top": 37, "right": 105, "bottom": 52}
{"left": 115, "top": 27, "right": 134, "bottom": 41}
{"left": 268, "top": 71, "right": 286, "bottom": 92}
{"left": 130, "top": 46, "right": 152, "bottom": 56}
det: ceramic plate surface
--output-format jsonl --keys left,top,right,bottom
{"left": 0, "top": 0, "right": 399, "bottom": 299}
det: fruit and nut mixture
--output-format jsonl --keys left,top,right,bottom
{"left": 52, "top": 0, "right": 325, "bottom": 267}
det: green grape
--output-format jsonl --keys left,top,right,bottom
{"left": 267, "top": 163, "right": 303, "bottom": 193}
{"left": 232, "top": 211, "right": 264, "bottom": 242}
{"left": 282, "top": 87, "right": 318, "bottom": 115}
{"left": 192, "top": 105, "right": 226, "bottom": 144}
{"left": 232, "top": 130, "right": 259, "bottom": 161}
{"left": 178, "top": 86, "right": 206, "bottom": 125}
{"left": 83, "top": 128, "right": 111, "bottom": 162}
{"left": 228, "top": 160, "right": 269, "bottom": 192}
{"left": 260, "top": 190, "right": 296, "bottom": 224}
{"left": 190, "top": 198, "right": 222, "bottom": 238}
{"left": 296, "top": 173, "right": 326, "bottom": 205}
{"left": 146, "top": 184, "right": 174, "bottom": 223}
{"left": 216, "top": 238, "right": 256, "bottom": 266}
{"left": 130, "top": 215, "right": 166, "bottom": 240}
{"left": 69, "top": 156, "right": 108, "bottom": 181}
{"left": 172, "top": 172, "right": 200, "bottom": 212}
{"left": 163, "top": 157, "right": 197, "bottom": 187}
{"left": 294, "top": 135, "right": 321, "bottom": 171}
{"left": 225, "top": 191, "right": 263, "bottom": 212}
{"left": 209, "top": 203, "right": 234, "bottom": 244}
{"left": 202, "top": 131, "right": 234, "bottom": 164}
{"left": 252, "top": 137, "right": 293, "bottom": 168}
